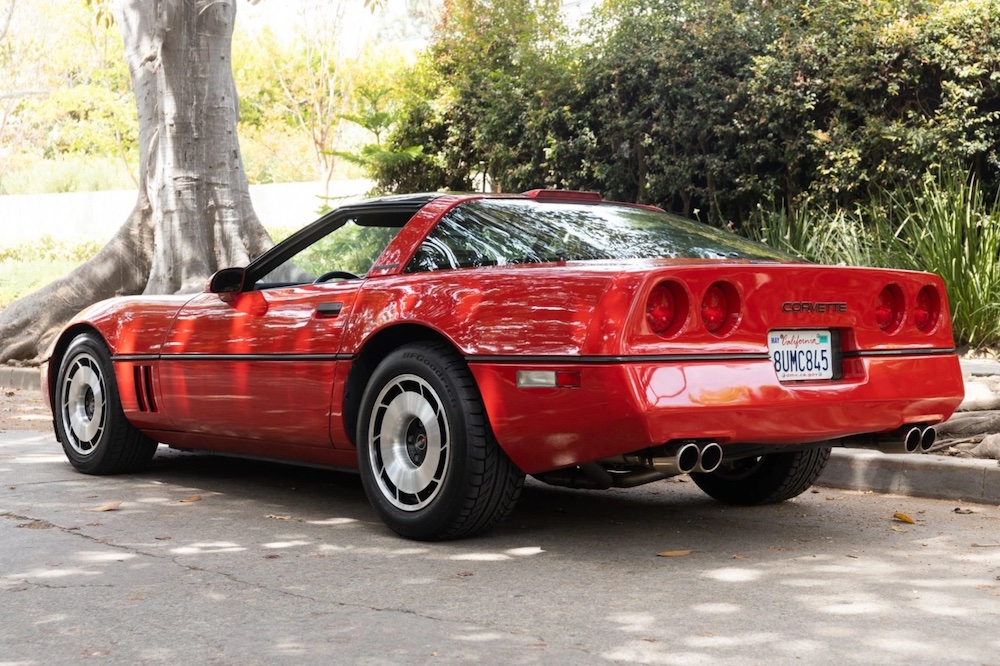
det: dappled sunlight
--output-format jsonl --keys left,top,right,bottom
{"left": 169, "top": 542, "right": 246, "bottom": 555}
{"left": 608, "top": 613, "right": 655, "bottom": 634}
{"left": 453, "top": 631, "right": 509, "bottom": 642}
{"left": 690, "top": 602, "right": 740, "bottom": 614}
{"left": 262, "top": 540, "right": 311, "bottom": 549}
{"left": 6, "top": 566, "right": 100, "bottom": 580}
{"left": 699, "top": 567, "right": 762, "bottom": 583}
{"left": 686, "top": 632, "right": 782, "bottom": 649}
{"left": 306, "top": 517, "right": 358, "bottom": 526}
{"left": 76, "top": 550, "right": 138, "bottom": 563}
{"left": 314, "top": 544, "right": 431, "bottom": 557}
{"left": 446, "top": 546, "right": 546, "bottom": 562}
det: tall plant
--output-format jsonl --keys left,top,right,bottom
{"left": 876, "top": 169, "right": 1000, "bottom": 348}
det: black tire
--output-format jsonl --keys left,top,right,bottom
{"left": 356, "top": 342, "right": 524, "bottom": 541}
{"left": 690, "top": 446, "right": 831, "bottom": 505}
{"left": 54, "top": 333, "right": 158, "bottom": 475}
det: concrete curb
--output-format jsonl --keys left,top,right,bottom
{"left": 819, "top": 449, "right": 1000, "bottom": 505}
{"left": 1, "top": 367, "right": 39, "bottom": 392}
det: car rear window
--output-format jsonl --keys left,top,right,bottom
{"left": 406, "top": 199, "right": 794, "bottom": 272}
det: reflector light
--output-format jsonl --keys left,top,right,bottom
{"left": 646, "top": 283, "right": 677, "bottom": 335}
{"left": 517, "top": 370, "right": 581, "bottom": 389}
{"left": 701, "top": 285, "right": 728, "bottom": 333}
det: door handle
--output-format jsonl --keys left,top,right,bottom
{"left": 316, "top": 302, "right": 344, "bottom": 318}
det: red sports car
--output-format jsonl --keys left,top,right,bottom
{"left": 42, "top": 190, "right": 965, "bottom": 540}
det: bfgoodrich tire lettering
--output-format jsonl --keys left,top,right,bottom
{"left": 54, "top": 333, "right": 158, "bottom": 475}
{"left": 690, "top": 446, "right": 831, "bottom": 505}
{"left": 356, "top": 342, "right": 524, "bottom": 541}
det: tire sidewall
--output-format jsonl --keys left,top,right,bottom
{"left": 356, "top": 344, "right": 475, "bottom": 539}
{"left": 54, "top": 334, "right": 122, "bottom": 474}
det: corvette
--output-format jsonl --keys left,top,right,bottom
{"left": 42, "top": 189, "right": 965, "bottom": 540}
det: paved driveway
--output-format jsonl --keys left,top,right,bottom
{"left": 3, "top": 429, "right": 1000, "bottom": 665}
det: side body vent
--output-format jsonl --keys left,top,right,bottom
{"left": 133, "top": 365, "right": 158, "bottom": 413}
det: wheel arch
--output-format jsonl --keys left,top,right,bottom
{"left": 342, "top": 323, "right": 466, "bottom": 447}
{"left": 46, "top": 324, "right": 107, "bottom": 405}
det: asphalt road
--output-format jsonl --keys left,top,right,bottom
{"left": 2, "top": 429, "right": 1000, "bottom": 665}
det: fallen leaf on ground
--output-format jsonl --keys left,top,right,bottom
{"left": 178, "top": 495, "right": 201, "bottom": 503}
{"left": 953, "top": 507, "right": 975, "bottom": 514}
{"left": 88, "top": 501, "right": 123, "bottom": 512}
{"left": 264, "top": 514, "right": 292, "bottom": 520}
{"left": 893, "top": 512, "right": 915, "bottom": 524}
{"left": 657, "top": 549, "right": 692, "bottom": 557}
{"left": 891, "top": 525, "right": 909, "bottom": 533}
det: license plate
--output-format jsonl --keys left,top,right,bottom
{"left": 768, "top": 330, "right": 834, "bottom": 381}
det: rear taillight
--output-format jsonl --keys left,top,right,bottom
{"left": 701, "top": 282, "right": 740, "bottom": 335}
{"left": 914, "top": 285, "right": 941, "bottom": 333}
{"left": 876, "top": 285, "right": 904, "bottom": 333}
{"left": 646, "top": 281, "right": 686, "bottom": 337}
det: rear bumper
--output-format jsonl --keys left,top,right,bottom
{"left": 469, "top": 353, "right": 964, "bottom": 474}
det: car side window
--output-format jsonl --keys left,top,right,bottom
{"left": 257, "top": 222, "right": 401, "bottom": 287}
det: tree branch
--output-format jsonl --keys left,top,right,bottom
{"left": 0, "top": 0, "right": 16, "bottom": 44}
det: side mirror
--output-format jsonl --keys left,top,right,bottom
{"left": 208, "top": 267, "right": 246, "bottom": 294}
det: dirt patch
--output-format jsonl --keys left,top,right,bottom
{"left": 0, "top": 388, "right": 52, "bottom": 433}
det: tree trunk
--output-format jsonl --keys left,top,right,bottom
{"left": 0, "top": 0, "right": 272, "bottom": 364}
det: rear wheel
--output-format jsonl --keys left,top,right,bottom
{"left": 356, "top": 342, "right": 524, "bottom": 541}
{"left": 690, "top": 446, "right": 831, "bottom": 505}
{"left": 54, "top": 333, "right": 158, "bottom": 475}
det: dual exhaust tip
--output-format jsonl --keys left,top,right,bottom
{"left": 845, "top": 425, "right": 937, "bottom": 454}
{"left": 901, "top": 425, "right": 937, "bottom": 454}
{"left": 651, "top": 441, "right": 723, "bottom": 475}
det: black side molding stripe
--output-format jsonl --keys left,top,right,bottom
{"left": 466, "top": 348, "right": 956, "bottom": 365}
{"left": 842, "top": 348, "right": 957, "bottom": 359}
{"left": 113, "top": 353, "right": 355, "bottom": 362}
{"left": 465, "top": 353, "right": 770, "bottom": 364}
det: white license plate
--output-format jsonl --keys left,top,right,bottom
{"left": 768, "top": 330, "right": 834, "bottom": 381}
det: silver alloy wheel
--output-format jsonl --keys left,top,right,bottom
{"left": 368, "top": 373, "right": 450, "bottom": 511}
{"left": 59, "top": 351, "right": 107, "bottom": 456}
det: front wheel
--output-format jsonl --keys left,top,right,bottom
{"left": 356, "top": 342, "right": 524, "bottom": 541}
{"left": 54, "top": 333, "right": 158, "bottom": 475}
{"left": 690, "top": 446, "right": 831, "bottom": 505}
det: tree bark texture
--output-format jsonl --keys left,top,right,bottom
{"left": 0, "top": 0, "right": 273, "bottom": 364}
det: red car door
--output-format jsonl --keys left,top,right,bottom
{"left": 157, "top": 282, "right": 360, "bottom": 448}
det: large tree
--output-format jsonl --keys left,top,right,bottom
{"left": 0, "top": 0, "right": 273, "bottom": 363}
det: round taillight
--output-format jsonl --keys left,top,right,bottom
{"left": 701, "top": 282, "right": 739, "bottom": 335}
{"left": 702, "top": 285, "right": 728, "bottom": 332}
{"left": 646, "top": 283, "right": 677, "bottom": 335}
{"left": 914, "top": 285, "right": 941, "bottom": 333}
{"left": 875, "top": 285, "right": 904, "bottom": 333}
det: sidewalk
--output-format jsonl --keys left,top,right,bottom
{"left": 4, "top": 359, "right": 1000, "bottom": 504}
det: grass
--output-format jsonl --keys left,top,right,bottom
{"left": 0, "top": 237, "right": 104, "bottom": 308}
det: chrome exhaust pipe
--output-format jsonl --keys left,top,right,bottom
{"left": 694, "top": 442, "right": 723, "bottom": 473}
{"left": 650, "top": 442, "right": 700, "bottom": 475}
{"left": 902, "top": 427, "right": 922, "bottom": 454}
{"left": 918, "top": 426, "right": 936, "bottom": 453}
